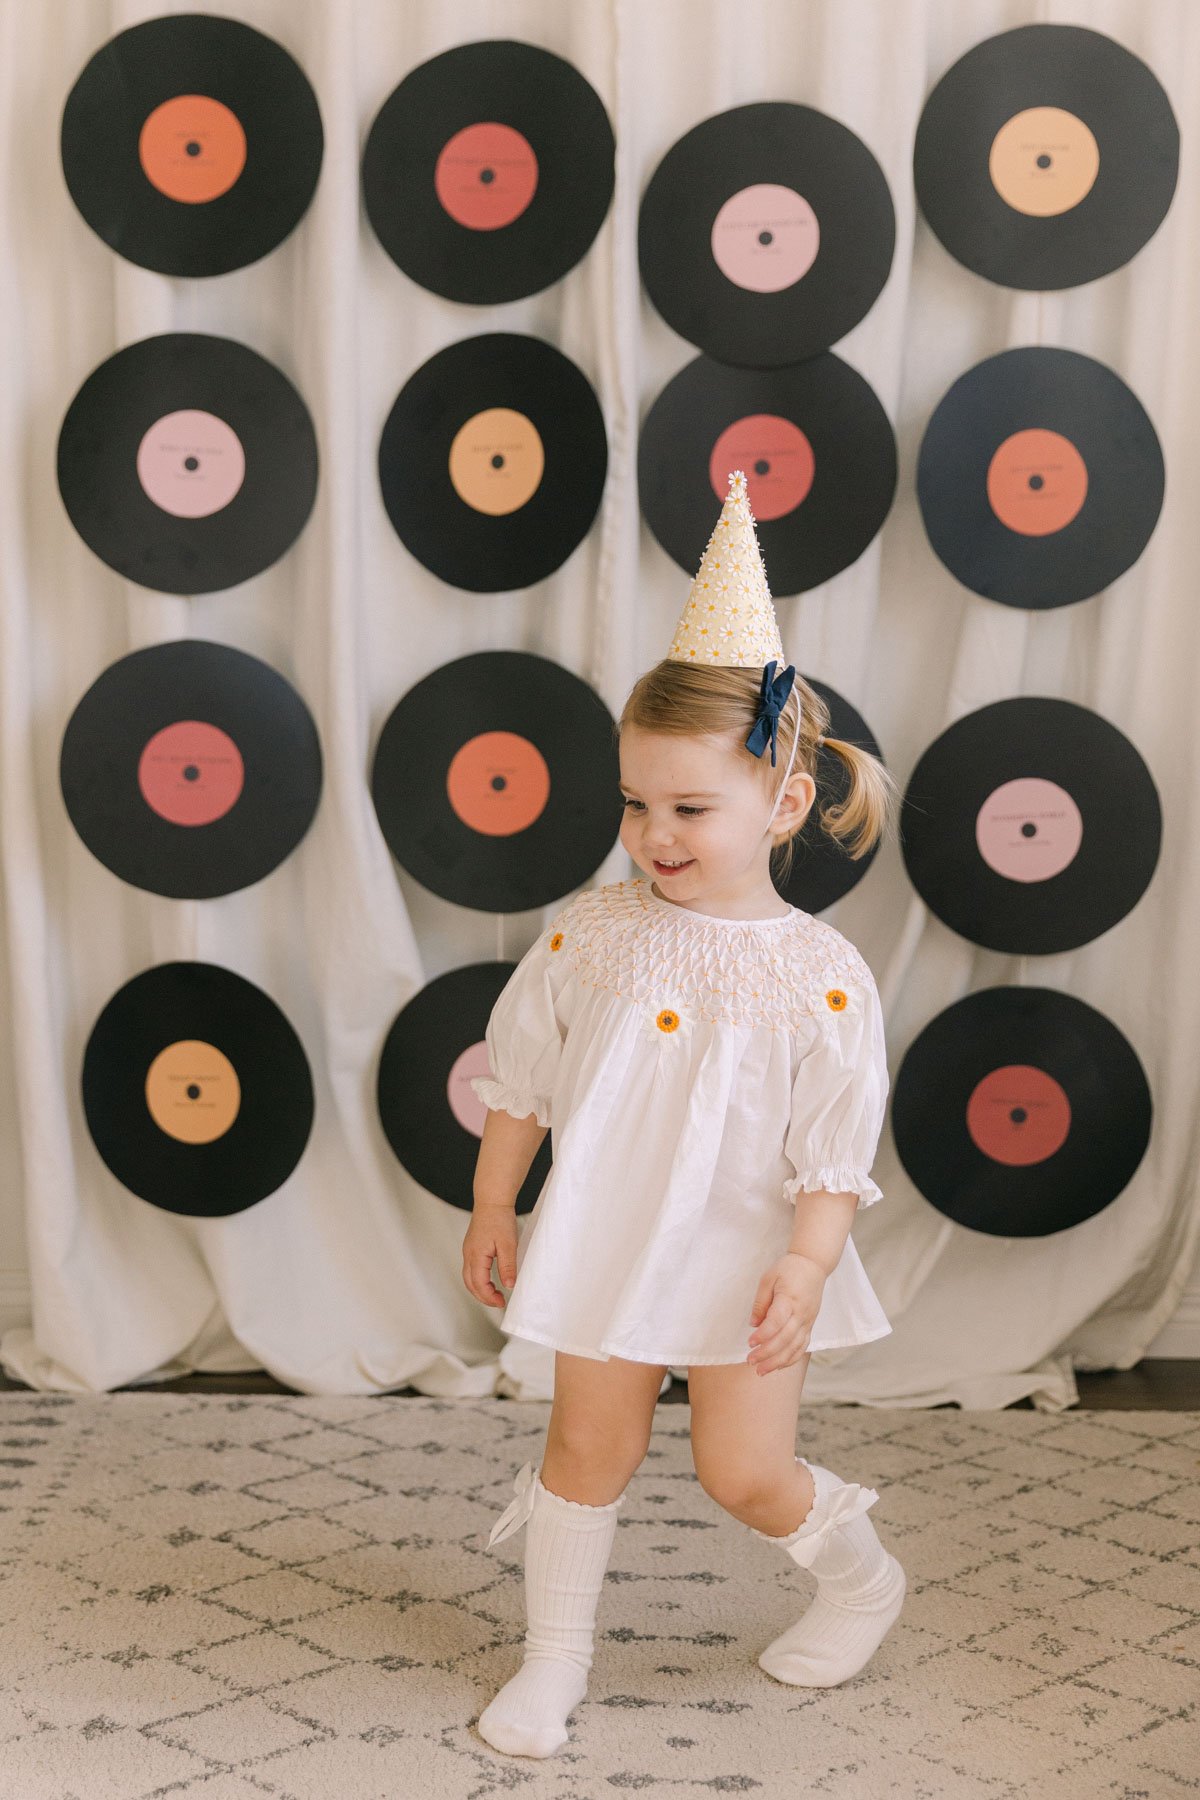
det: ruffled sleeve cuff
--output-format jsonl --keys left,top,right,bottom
{"left": 470, "top": 1075, "right": 550, "bottom": 1129}
{"left": 783, "top": 1166, "right": 883, "bottom": 1211}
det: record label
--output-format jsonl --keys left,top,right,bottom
{"left": 145, "top": 1040, "right": 241, "bottom": 1143}
{"left": 138, "top": 94, "right": 247, "bottom": 203}
{"left": 640, "top": 352, "right": 895, "bottom": 595}
{"left": 137, "top": 720, "right": 245, "bottom": 826}
{"left": 892, "top": 985, "right": 1151, "bottom": 1235}
{"left": 914, "top": 24, "right": 1178, "bottom": 288}
{"left": 58, "top": 333, "right": 317, "bottom": 594}
{"left": 710, "top": 184, "right": 820, "bottom": 290}
{"left": 446, "top": 731, "right": 551, "bottom": 836}
{"left": 901, "top": 696, "right": 1160, "bottom": 953}
{"left": 372, "top": 650, "right": 619, "bottom": 911}
{"left": 363, "top": 40, "right": 613, "bottom": 304}
{"left": 985, "top": 428, "right": 1087, "bottom": 536}
{"left": 975, "top": 777, "right": 1082, "bottom": 881}
{"left": 62, "top": 14, "right": 323, "bottom": 276}
{"left": 448, "top": 407, "right": 545, "bottom": 515}
{"left": 136, "top": 409, "right": 246, "bottom": 517}
{"left": 917, "top": 347, "right": 1162, "bottom": 608}
{"left": 62, "top": 640, "right": 321, "bottom": 899}
{"left": 709, "top": 415, "right": 815, "bottom": 518}
{"left": 378, "top": 962, "right": 552, "bottom": 1212}
{"left": 965, "top": 1064, "right": 1071, "bottom": 1165}
{"left": 988, "top": 107, "right": 1099, "bottom": 216}
{"left": 379, "top": 334, "right": 605, "bottom": 592}
{"left": 434, "top": 122, "right": 538, "bottom": 229}
{"left": 82, "top": 961, "right": 313, "bottom": 1215}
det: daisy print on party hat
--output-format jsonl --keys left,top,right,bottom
{"left": 667, "top": 469, "right": 785, "bottom": 668}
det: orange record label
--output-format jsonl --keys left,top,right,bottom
{"left": 434, "top": 122, "right": 538, "bottom": 230}
{"left": 988, "top": 107, "right": 1099, "bottom": 217}
{"left": 139, "top": 94, "right": 248, "bottom": 204}
{"left": 446, "top": 730, "right": 550, "bottom": 835}
{"left": 138, "top": 721, "right": 245, "bottom": 826}
{"left": 448, "top": 408, "right": 544, "bottom": 515}
{"left": 966, "top": 1064, "right": 1071, "bottom": 1166}
{"left": 709, "top": 414, "right": 815, "bottom": 519}
{"left": 145, "top": 1039, "right": 241, "bottom": 1143}
{"left": 986, "top": 428, "right": 1087, "bottom": 536}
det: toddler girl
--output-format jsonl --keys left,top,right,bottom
{"left": 462, "top": 472, "right": 904, "bottom": 1760}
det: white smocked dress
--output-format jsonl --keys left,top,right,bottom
{"left": 471, "top": 876, "right": 892, "bottom": 1365}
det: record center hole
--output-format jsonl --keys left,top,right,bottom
{"left": 491, "top": 775, "right": 507, "bottom": 791}
{"left": 184, "top": 456, "right": 200, "bottom": 472}
{"left": 1028, "top": 473, "right": 1044, "bottom": 490}
{"left": 1036, "top": 153, "right": 1052, "bottom": 169}
{"left": 491, "top": 454, "right": 505, "bottom": 469}
{"left": 184, "top": 765, "right": 200, "bottom": 782}
{"left": 758, "top": 230, "right": 774, "bottom": 246}
{"left": 186, "top": 141, "right": 202, "bottom": 158}
{"left": 480, "top": 167, "right": 495, "bottom": 184}
{"left": 187, "top": 1083, "right": 201, "bottom": 1100}
{"left": 1021, "top": 821, "right": 1036, "bottom": 838}
{"left": 754, "top": 458, "right": 770, "bottom": 476}
{"left": 1010, "top": 1106, "right": 1027, "bottom": 1125}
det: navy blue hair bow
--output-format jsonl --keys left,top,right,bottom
{"left": 744, "top": 660, "right": 796, "bottom": 767}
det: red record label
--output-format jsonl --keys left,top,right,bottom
{"left": 446, "top": 730, "right": 551, "bottom": 835}
{"left": 137, "top": 720, "right": 245, "bottom": 826}
{"left": 434, "top": 122, "right": 539, "bottom": 230}
{"left": 966, "top": 1063, "right": 1072, "bottom": 1165}
{"left": 709, "top": 414, "right": 815, "bottom": 519}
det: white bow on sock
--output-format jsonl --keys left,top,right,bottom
{"left": 477, "top": 1462, "right": 626, "bottom": 1759}
{"left": 752, "top": 1457, "right": 906, "bottom": 1687}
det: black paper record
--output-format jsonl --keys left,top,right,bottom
{"left": 57, "top": 332, "right": 318, "bottom": 595}
{"left": 379, "top": 333, "right": 606, "bottom": 592}
{"left": 639, "top": 101, "right": 895, "bottom": 367}
{"left": 917, "top": 348, "right": 1163, "bottom": 609}
{"left": 61, "top": 13, "right": 323, "bottom": 277}
{"left": 371, "top": 650, "right": 621, "bottom": 912}
{"left": 892, "top": 985, "right": 1152, "bottom": 1236}
{"left": 773, "top": 680, "right": 884, "bottom": 914}
{"left": 363, "top": 39, "right": 614, "bottom": 303}
{"left": 900, "top": 697, "right": 1161, "bottom": 955}
{"left": 914, "top": 23, "right": 1179, "bottom": 290}
{"left": 639, "top": 352, "right": 896, "bottom": 595}
{"left": 82, "top": 961, "right": 314, "bottom": 1216}
{"left": 61, "top": 640, "right": 322, "bottom": 899}
{"left": 378, "top": 963, "right": 552, "bottom": 1214}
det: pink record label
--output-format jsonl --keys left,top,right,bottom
{"left": 136, "top": 409, "right": 246, "bottom": 518}
{"left": 434, "top": 122, "right": 539, "bottom": 230}
{"left": 709, "top": 415, "right": 815, "bottom": 519}
{"left": 975, "top": 777, "right": 1082, "bottom": 882}
{"left": 138, "top": 720, "right": 245, "bottom": 826}
{"left": 448, "top": 1041, "right": 492, "bottom": 1136}
{"left": 711, "top": 183, "right": 819, "bottom": 292}
{"left": 966, "top": 1064, "right": 1071, "bottom": 1165}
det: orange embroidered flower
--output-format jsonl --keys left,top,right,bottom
{"left": 656, "top": 1008, "right": 681, "bottom": 1032}
{"left": 549, "top": 932, "right": 564, "bottom": 952}
{"left": 639, "top": 999, "right": 695, "bottom": 1045}
{"left": 825, "top": 988, "right": 848, "bottom": 1012}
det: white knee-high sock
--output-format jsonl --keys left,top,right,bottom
{"left": 751, "top": 1457, "right": 905, "bottom": 1687}
{"left": 477, "top": 1463, "right": 626, "bottom": 1759}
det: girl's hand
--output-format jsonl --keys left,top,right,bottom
{"left": 747, "top": 1253, "right": 826, "bottom": 1374}
{"left": 462, "top": 1203, "right": 518, "bottom": 1309}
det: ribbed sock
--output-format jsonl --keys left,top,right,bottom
{"left": 753, "top": 1458, "right": 905, "bottom": 1687}
{"left": 477, "top": 1470, "right": 624, "bottom": 1758}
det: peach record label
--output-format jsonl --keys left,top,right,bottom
{"left": 986, "top": 428, "right": 1088, "bottom": 536}
{"left": 710, "top": 182, "right": 819, "bottom": 291}
{"left": 434, "top": 122, "right": 539, "bottom": 230}
{"left": 709, "top": 414, "right": 815, "bottom": 519}
{"left": 988, "top": 107, "right": 1100, "bottom": 218}
{"left": 966, "top": 1063, "right": 1071, "bottom": 1166}
{"left": 137, "top": 720, "right": 245, "bottom": 826}
{"left": 448, "top": 407, "right": 545, "bottom": 515}
{"left": 138, "top": 94, "right": 248, "bottom": 204}
{"left": 136, "top": 409, "right": 246, "bottom": 518}
{"left": 145, "top": 1038, "right": 241, "bottom": 1143}
{"left": 975, "top": 776, "right": 1083, "bottom": 882}
{"left": 448, "top": 1041, "right": 492, "bottom": 1136}
{"left": 446, "top": 730, "right": 551, "bottom": 836}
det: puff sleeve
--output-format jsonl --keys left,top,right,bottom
{"left": 469, "top": 910, "right": 572, "bottom": 1128}
{"left": 782, "top": 963, "right": 890, "bottom": 1211}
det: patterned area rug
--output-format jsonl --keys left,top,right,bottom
{"left": 0, "top": 1393, "right": 1196, "bottom": 1800}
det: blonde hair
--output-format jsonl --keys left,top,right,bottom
{"left": 617, "top": 660, "right": 900, "bottom": 882}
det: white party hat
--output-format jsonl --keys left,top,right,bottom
{"left": 666, "top": 469, "right": 785, "bottom": 667}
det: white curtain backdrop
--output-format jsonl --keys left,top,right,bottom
{"left": 1, "top": 0, "right": 1196, "bottom": 1409}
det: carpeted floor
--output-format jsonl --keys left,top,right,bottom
{"left": 0, "top": 1394, "right": 1196, "bottom": 1800}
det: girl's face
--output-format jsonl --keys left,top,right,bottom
{"left": 618, "top": 726, "right": 813, "bottom": 908}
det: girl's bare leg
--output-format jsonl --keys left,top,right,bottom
{"left": 688, "top": 1353, "right": 814, "bottom": 1533}
{"left": 541, "top": 1350, "right": 669, "bottom": 1501}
